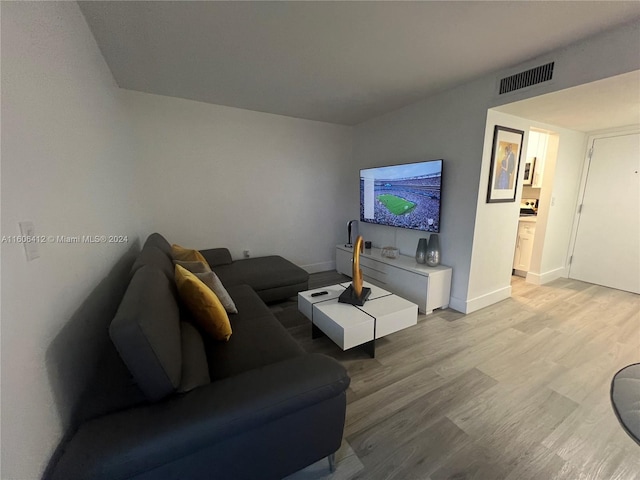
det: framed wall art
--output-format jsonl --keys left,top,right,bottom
{"left": 486, "top": 125, "right": 525, "bottom": 203}
{"left": 522, "top": 156, "right": 536, "bottom": 186}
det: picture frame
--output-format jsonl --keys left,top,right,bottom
{"left": 486, "top": 125, "right": 525, "bottom": 203}
{"left": 522, "top": 156, "right": 536, "bottom": 186}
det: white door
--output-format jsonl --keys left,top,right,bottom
{"left": 569, "top": 132, "right": 640, "bottom": 293}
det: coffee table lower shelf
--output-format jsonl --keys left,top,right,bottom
{"left": 298, "top": 282, "right": 418, "bottom": 358}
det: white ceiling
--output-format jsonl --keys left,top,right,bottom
{"left": 78, "top": 1, "right": 640, "bottom": 126}
{"left": 496, "top": 70, "right": 640, "bottom": 132}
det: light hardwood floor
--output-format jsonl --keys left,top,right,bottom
{"left": 280, "top": 273, "right": 640, "bottom": 480}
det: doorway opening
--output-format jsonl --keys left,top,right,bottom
{"left": 512, "top": 128, "right": 559, "bottom": 284}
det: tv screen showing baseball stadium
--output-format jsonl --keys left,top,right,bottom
{"left": 360, "top": 159, "right": 442, "bottom": 233}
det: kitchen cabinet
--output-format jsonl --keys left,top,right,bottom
{"left": 513, "top": 219, "right": 536, "bottom": 276}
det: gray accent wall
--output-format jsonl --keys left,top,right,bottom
{"left": 353, "top": 81, "right": 491, "bottom": 312}
{"left": 353, "top": 20, "right": 640, "bottom": 312}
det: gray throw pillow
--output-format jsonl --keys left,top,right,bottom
{"left": 173, "top": 260, "right": 210, "bottom": 274}
{"left": 195, "top": 271, "right": 238, "bottom": 314}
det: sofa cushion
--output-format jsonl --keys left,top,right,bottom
{"left": 175, "top": 265, "right": 232, "bottom": 342}
{"left": 178, "top": 321, "right": 211, "bottom": 393}
{"left": 144, "top": 232, "right": 172, "bottom": 256}
{"left": 172, "top": 244, "right": 209, "bottom": 266}
{"left": 204, "top": 285, "right": 305, "bottom": 381}
{"left": 200, "top": 248, "right": 233, "bottom": 267}
{"left": 131, "top": 245, "right": 174, "bottom": 280}
{"left": 72, "top": 344, "right": 148, "bottom": 425}
{"left": 214, "top": 256, "right": 309, "bottom": 301}
{"left": 110, "top": 266, "right": 182, "bottom": 402}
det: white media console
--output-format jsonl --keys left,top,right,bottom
{"left": 336, "top": 244, "right": 452, "bottom": 314}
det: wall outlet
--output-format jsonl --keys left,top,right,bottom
{"left": 243, "top": 250, "right": 251, "bottom": 258}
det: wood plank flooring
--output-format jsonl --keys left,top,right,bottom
{"left": 280, "top": 273, "right": 640, "bottom": 480}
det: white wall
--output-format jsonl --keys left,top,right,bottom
{"left": 467, "top": 111, "right": 527, "bottom": 310}
{"left": 354, "top": 19, "right": 640, "bottom": 312}
{"left": 124, "top": 90, "right": 353, "bottom": 272}
{"left": 468, "top": 111, "right": 588, "bottom": 311}
{"left": 1, "top": 3, "right": 140, "bottom": 479}
{"left": 531, "top": 129, "right": 587, "bottom": 283}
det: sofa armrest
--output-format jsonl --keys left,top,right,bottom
{"left": 50, "top": 354, "right": 350, "bottom": 480}
{"left": 199, "top": 248, "right": 233, "bottom": 267}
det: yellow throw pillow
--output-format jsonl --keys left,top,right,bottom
{"left": 174, "top": 264, "right": 232, "bottom": 342}
{"left": 171, "top": 244, "right": 210, "bottom": 267}
{"left": 173, "top": 260, "right": 211, "bottom": 274}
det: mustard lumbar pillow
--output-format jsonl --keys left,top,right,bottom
{"left": 173, "top": 259, "right": 211, "bottom": 274}
{"left": 171, "top": 244, "right": 210, "bottom": 267}
{"left": 174, "top": 264, "right": 232, "bottom": 342}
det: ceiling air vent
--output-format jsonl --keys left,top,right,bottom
{"left": 499, "top": 62, "right": 554, "bottom": 95}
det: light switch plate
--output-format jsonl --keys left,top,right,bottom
{"left": 19, "top": 221, "right": 40, "bottom": 261}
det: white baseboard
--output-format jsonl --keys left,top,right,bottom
{"left": 301, "top": 260, "right": 336, "bottom": 274}
{"left": 526, "top": 267, "right": 566, "bottom": 285}
{"left": 462, "top": 286, "right": 512, "bottom": 314}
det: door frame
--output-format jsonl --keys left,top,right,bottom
{"left": 566, "top": 126, "right": 640, "bottom": 277}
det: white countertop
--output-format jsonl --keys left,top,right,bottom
{"left": 519, "top": 216, "right": 537, "bottom": 223}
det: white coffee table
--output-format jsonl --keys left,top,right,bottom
{"left": 298, "top": 282, "right": 418, "bottom": 357}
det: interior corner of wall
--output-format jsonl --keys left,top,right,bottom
{"left": 447, "top": 296, "right": 468, "bottom": 314}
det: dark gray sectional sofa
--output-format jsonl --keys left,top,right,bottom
{"left": 48, "top": 233, "right": 350, "bottom": 480}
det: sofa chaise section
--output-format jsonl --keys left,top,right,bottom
{"left": 50, "top": 353, "right": 348, "bottom": 480}
{"left": 200, "top": 248, "right": 309, "bottom": 303}
{"left": 47, "top": 233, "right": 348, "bottom": 480}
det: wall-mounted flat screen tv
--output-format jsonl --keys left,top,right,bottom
{"left": 360, "top": 159, "right": 442, "bottom": 233}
